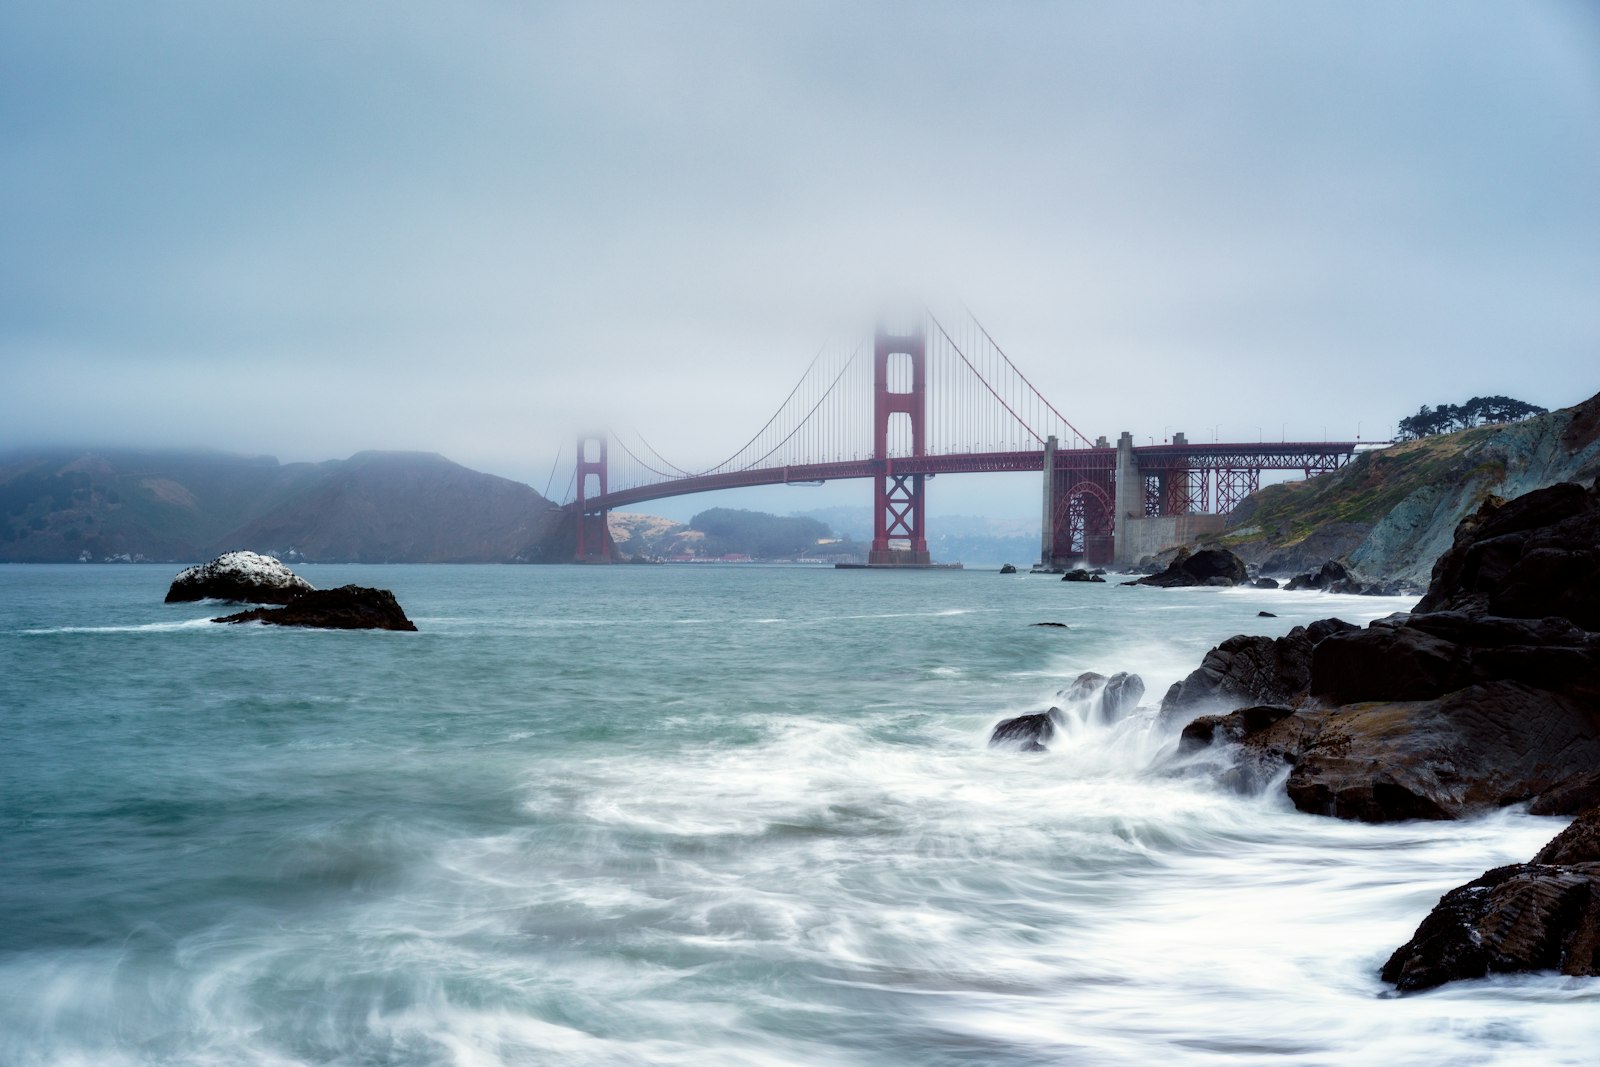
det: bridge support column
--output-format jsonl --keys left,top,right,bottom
{"left": 574, "top": 434, "right": 612, "bottom": 563}
{"left": 1111, "top": 431, "right": 1141, "bottom": 568}
{"left": 1039, "top": 435, "right": 1058, "bottom": 570}
{"left": 869, "top": 327, "right": 931, "bottom": 565}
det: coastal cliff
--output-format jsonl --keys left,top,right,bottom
{"left": 1220, "top": 391, "right": 1600, "bottom": 581}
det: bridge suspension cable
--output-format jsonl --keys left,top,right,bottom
{"left": 578, "top": 309, "right": 1100, "bottom": 499}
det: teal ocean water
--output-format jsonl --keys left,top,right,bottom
{"left": 2, "top": 564, "right": 1595, "bottom": 1066}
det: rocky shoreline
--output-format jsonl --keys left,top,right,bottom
{"left": 994, "top": 476, "right": 1600, "bottom": 990}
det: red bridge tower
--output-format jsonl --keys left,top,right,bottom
{"left": 869, "top": 327, "right": 931, "bottom": 565}
{"left": 573, "top": 434, "right": 611, "bottom": 563}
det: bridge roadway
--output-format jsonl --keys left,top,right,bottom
{"left": 573, "top": 441, "right": 1364, "bottom": 513}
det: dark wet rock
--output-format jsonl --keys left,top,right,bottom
{"left": 989, "top": 709, "right": 1061, "bottom": 751}
{"left": 1309, "top": 625, "right": 1472, "bottom": 705}
{"left": 1252, "top": 577, "right": 1280, "bottom": 589}
{"left": 166, "top": 550, "right": 313, "bottom": 604}
{"left": 1257, "top": 611, "right": 1277, "bottom": 617}
{"left": 1184, "top": 679, "right": 1600, "bottom": 822}
{"left": 1177, "top": 705, "right": 1314, "bottom": 793}
{"left": 1135, "top": 547, "right": 1249, "bottom": 588}
{"left": 1382, "top": 806, "right": 1600, "bottom": 991}
{"left": 1311, "top": 613, "right": 1600, "bottom": 707}
{"left": 1031, "top": 621, "right": 1069, "bottom": 628}
{"left": 1160, "top": 618, "right": 1357, "bottom": 717}
{"left": 1417, "top": 477, "right": 1600, "bottom": 628}
{"left": 214, "top": 585, "right": 418, "bottom": 631}
{"left": 1179, "top": 704, "right": 1294, "bottom": 751}
{"left": 1531, "top": 772, "right": 1600, "bottom": 817}
{"left": 1535, "top": 806, "right": 1600, "bottom": 865}
{"left": 1287, "top": 680, "right": 1600, "bottom": 821}
{"left": 1061, "top": 569, "right": 1105, "bottom": 583}
{"left": 999, "top": 563, "right": 1017, "bottom": 574}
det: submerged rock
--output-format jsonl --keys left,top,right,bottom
{"left": 1134, "top": 548, "right": 1248, "bottom": 588}
{"left": 1030, "top": 621, "right": 1069, "bottom": 628}
{"left": 989, "top": 709, "right": 1060, "bottom": 751}
{"left": 1382, "top": 806, "right": 1600, "bottom": 991}
{"left": 214, "top": 585, "right": 418, "bottom": 631}
{"left": 165, "top": 551, "right": 314, "bottom": 604}
{"left": 1062, "top": 569, "right": 1105, "bottom": 583}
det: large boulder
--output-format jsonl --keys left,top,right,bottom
{"left": 1134, "top": 548, "right": 1249, "bottom": 588}
{"left": 214, "top": 585, "right": 418, "bottom": 631}
{"left": 1161, "top": 618, "right": 1357, "bottom": 718}
{"left": 1417, "top": 477, "right": 1600, "bottom": 627}
{"left": 165, "top": 551, "right": 314, "bottom": 604}
{"left": 1381, "top": 806, "right": 1600, "bottom": 991}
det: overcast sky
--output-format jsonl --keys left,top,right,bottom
{"left": 3, "top": 1, "right": 1597, "bottom": 521}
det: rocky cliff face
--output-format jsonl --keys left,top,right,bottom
{"left": 1221, "top": 391, "right": 1600, "bottom": 581}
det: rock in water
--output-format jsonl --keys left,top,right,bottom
{"left": 165, "top": 551, "right": 314, "bottom": 604}
{"left": 213, "top": 585, "right": 418, "bottom": 631}
{"left": 1061, "top": 569, "right": 1105, "bottom": 583}
{"left": 1134, "top": 547, "right": 1249, "bottom": 588}
{"left": 1058, "top": 670, "right": 1145, "bottom": 723}
{"left": 999, "top": 563, "right": 1017, "bottom": 574}
{"left": 1381, "top": 805, "right": 1600, "bottom": 991}
{"left": 989, "top": 709, "right": 1061, "bottom": 751}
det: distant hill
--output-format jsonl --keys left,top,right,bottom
{"left": 1219, "top": 390, "right": 1600, "bottom": 581}
{"left": 0, "top": 448, "right": 565, "bottom": 563}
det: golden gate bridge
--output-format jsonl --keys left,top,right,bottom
{"left": 557, "top": 313, "right": 1360, "bottom": 568}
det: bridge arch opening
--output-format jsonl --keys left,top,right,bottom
{"left": 883, "top": 350, "right": 915, "bottom": 395}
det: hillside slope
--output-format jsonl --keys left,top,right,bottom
{"left": 1221, "top": 390, "right": 1600, "bottom": 581}
{"left": 0, "top": 449, "right": 563, "bottom": 563}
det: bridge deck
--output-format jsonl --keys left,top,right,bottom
{"left": 576, "top": 442, "right": 1363, "bottom": 512}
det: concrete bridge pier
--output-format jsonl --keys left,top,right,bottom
{"left": 1110, "top": 430, "right": 1225, "bottom": 568}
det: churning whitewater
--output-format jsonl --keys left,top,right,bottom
{"left": 1, "top": 564, "right": 1595, "bottom": 1066}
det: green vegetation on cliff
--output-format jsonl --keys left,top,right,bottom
{"left": 1219, "top": 391, "right": 1600, "bottom": 580}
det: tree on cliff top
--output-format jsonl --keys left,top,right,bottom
{"left": 1398, "top": 396, "right": 1547, "bottom": 440}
